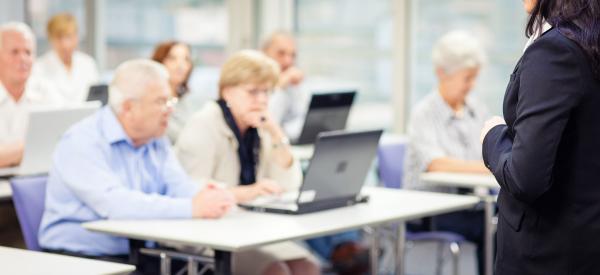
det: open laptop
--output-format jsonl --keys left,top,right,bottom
{"left": 86, "top": 84, "right": 109, "bottom": 106}
{"left": 294, "top": 91, "right": 356, "bottom": 145}
{"left": 239, "top": 129, "right": 383, "bottom": 214}
{"left": 0, "top": 103, "right": 100, "bottom": 177}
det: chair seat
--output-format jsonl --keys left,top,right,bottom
{"left": 406, "top": 231, "right": 466, "bottom": 243}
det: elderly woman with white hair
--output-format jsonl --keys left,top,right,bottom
{"left": 402, "top": 30, "right": 490, "bottom": 275}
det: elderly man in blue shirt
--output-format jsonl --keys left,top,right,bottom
{"left": 39, "top": 59, "right": 235, "bottom": 273}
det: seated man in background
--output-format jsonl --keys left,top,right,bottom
{"left": 175, "top": 50, "right": 319, "bottom": 275}
{"left": 263, "top": 31, "right": 309, "bottom": 140}
{"left": 0, "top": 21, "right": 59, "bottom": 168}
{"left": 39, "top": 59, "right": 235, "bottom": 274}
{"left": 263, "top": 31, "right": 368, "bottom": 274}
{"left": 403, "top": 30, "right": 489, "bottom": 275}
{"left": 32, "top": 12, "right": 99, "bottom": 103}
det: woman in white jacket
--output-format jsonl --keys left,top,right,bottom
{"left": 33, "top": 13, "right": 99, "bottom": 103}
{"left": 175, "top": 49, "right": 319, "bottom": 275}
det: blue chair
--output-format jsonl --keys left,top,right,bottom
{"left": 9, "top": 176, "right": 48, "bottom": 251}
{"left": 377, "top": 141, "right": 464, "bottom": 275}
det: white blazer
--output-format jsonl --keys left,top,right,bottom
{"left": 32, "top": 50, "right": 99, "bottom": 103}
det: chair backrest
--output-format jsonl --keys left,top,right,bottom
{"left": 377, "top": 141, "right": 407, "bottom": 189}
{"left": 9, "top": 176, "right": 47, "bottom": 251}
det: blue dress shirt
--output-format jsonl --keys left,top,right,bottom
{"left": 39, "top": 106, "right": 199, "bottom": 256}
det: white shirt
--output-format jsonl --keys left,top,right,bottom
{"left": 0, "top": 79, "right": 61, "bottom": 143}
{"left": 269, "top": 84, "right": 310, "bottom": 141}
{"left": 403, "top": 90, "right": 490, "bottom": 192}
{"left": 524, "top": 22, "right": 553, "bottom": 51}
{"left": 32, "top": 50, "right": 99, "bottom": 103}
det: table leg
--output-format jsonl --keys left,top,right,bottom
{"left": 369, "top": 226, "right": 380, "bottom": 275}
{"left": 394, "top": 222, "right": 406, "bottom": 275}
{"left": 128, "top": 239, "right": 145, "bottom": 266}
{"left": 187, "top": 258, "right": 199, "bottom": 275}
{"left": 159, "top": 252, "right": 171, "bottom": 275}
{"left": 214, "top": 250, "right": 232, "bottom": 275}
{"left": 484, "top": 196, "right": 494, "bottom": 275}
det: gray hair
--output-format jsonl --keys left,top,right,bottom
{"left": 432, "top": 30, "right": 486, "bottom": 74}
{"left": 0, "top": 21, "right": 36, "bottom": 50}
{"left": 109, "top": 59, "right": 169, "bottom": 113}
{"left": 261, "top": 30, "right": 295, "bottom": 51}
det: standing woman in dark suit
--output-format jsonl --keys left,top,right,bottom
{"left": 480, "top": 0, "right": 600, "bottom": 274}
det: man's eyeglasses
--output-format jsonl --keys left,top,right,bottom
{"left": 155, "top": 97, "right": 179, "bottom": 111}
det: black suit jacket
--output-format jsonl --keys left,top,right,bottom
{"left": 483, "top": 28, "right": 600, "bottom": 275}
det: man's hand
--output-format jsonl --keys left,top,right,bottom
{"left": 278, "top": 67, "right": 304, "bottom": 89}
{"left": 0, "top": 141, "right": 24, "bottom": 168}
{"left": 192, "top": 183, "right": 236, "bottom": 219}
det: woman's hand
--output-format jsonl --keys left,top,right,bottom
{"left": 480, "top": 116, "right": 506, "bottom": 144}
{"left": 246, "top": 110, "right": 280, "bottom": 134}
{"left": 230, "top": 179, "right": 283, "bottom": 203}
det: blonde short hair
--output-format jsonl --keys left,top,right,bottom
{"left": 47, "top": 13, "right": 77, "bottom": 39}
{"left": 218, "top": 50, "right": 280, "bottom": 97}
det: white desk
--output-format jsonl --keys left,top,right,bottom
{"left": 85, "top": 187, "right": 479, "bottom": 275}
{"left": 0, "top": 180, "right": 12, "bottom": 201}
{"left": 0, "top": 246, "right": 135, "bottom": 275}
{"left": 420, "top": 172, "right": 499, "bottom": 190}
{"left": 420, "top": 172, "right": 498, "bottom": 275}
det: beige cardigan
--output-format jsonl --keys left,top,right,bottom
{"left": 175, "top": 101, "right": 302, "bottom": 191}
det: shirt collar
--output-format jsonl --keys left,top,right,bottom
{"left": 0, "top": 82, "right": 8, "bottom": 105}
{"left": 100, "top": 106, "right": 136, "bottom": 146}
{"left": 433, "top": 89, "right": 476, "bottom": 121}
{"left": 206, "top": 100, "right": 236, "bottom": 139}
{"left": 0, "top": 80, "right": 42, "bottom": 105}
{"left": 524, "top": 22, "right": 553, "bottom": 51}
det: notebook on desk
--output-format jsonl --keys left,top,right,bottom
{"left": 239, "top": 129, "right": 383, "bottom": 214}
{"left": 294, "top": 90, "right": 356, "bottom": 145}
{"left": 0, "top": 103, "right": 100, "bottom": 177}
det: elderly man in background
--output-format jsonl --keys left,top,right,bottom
{"left": 0, "top": 21, "right": 59, "bottom": 248}
{"left": 263, "top": 31, "right": 309, "bottom": 140}
{"left": 403, "top": 30, "right": 490, "bottom": 275}
{"left": 262, "top": 31, "right": 369, "bottom": 275}
{"left": 39, "top": 59, "right": 235, "bottom": 275}
{"left": 0, "top": 22, "right": 59, "bottom": 168}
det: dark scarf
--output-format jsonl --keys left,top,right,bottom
{"left": 217, "top": 100, "right": 260, "bottom": 185}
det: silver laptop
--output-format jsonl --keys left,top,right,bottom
{"left": 0, "top": 103, "right": 100, "bottom": 177}
{"left": 239, "top": 129, "right": 383, "bottom": 214}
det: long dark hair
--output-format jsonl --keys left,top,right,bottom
{"left": 526, "top": 0, "right": 600, "bottom": 78}
{"left": 151, "top": 41, "right": 193, "bottom": 97}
